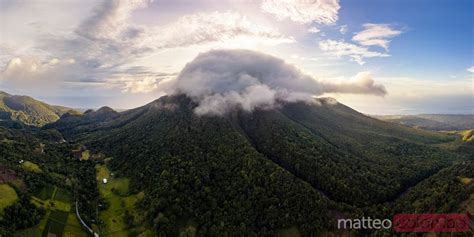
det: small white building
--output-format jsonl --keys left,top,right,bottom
{"left": 102, "top": 178, "right": 108, "bottom": 184}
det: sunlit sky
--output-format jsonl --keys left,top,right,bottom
{"left": 0, "top": 0, "right": 473, "bottom": 114}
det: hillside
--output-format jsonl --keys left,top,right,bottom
{"left": 47, "top": 94, "right": 468, "bottom": 236}
{"left": 0, "top": 91, "right": 78, "bottom": 127}
{"left": 0, "top": 125, "right": 98, "bottom": 236}
{"left": 45, "top": 106, "right": 119, "bottom": 132}
{"left": 373, "top": 114, "right": 474, "bottom": 131}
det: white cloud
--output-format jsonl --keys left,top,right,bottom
{"left": 327, "top": 77, "right": 474, "bottom": 114}
{"left": 0, "top": 57, "right": 78, "bottom": 93}
{"left": 322, "top": 71, "right": 386, "bottom": 96}
{"left": 352, "top": 23, "right": 402, "bottom": 50}
{"left": 171, "top": 49, "right": 386, "bottom": 115}
{"left": 122, "top": 77, "right": 158, "bottom": 93}
{"left": 120, "top": 73, "right": 176, "bottom": 93}
{"left": 261, "top": 0, "right": 340, "bottom": 25}
{"left": 3, "top": 1, "right": 293, "bottom": 96}
{"left": 319, "top": 40, "right": 389, "bottom": 65}
{"left": 308, "top": 27, "right": 321, "bottom": 33}
{"left": 339, "top": 25, "right": 347, "bottom": 34}
{"left": 2, "top": 57, "right": 75, "bottom": 79}
{"left": 75, "top": 0, "right": 150, "bottom": 40}
{"left": 143, "top": 11, "right": 294, "bottom": 50}
{"left": 194, "top": 84, "right": 277, "bottom": 116}
{"left": 467, "top": 66, "right": 474, "bottom": 73}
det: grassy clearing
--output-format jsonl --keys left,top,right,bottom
{"left": 54, "top": 188, "right": 72, "bottom": 203}
{"left": 81, "top": 150, "right": 91, "bottom": 160}
{"left": 96, "top": 164, "right": 110, "bottom": 180}
{"left": 35, "top": 185, "right": 55, "bottom": 200}
{"left": 96, "top": 164, "right": 129, "bottom": 198}
{"left": 459, "top": 177, "right": 473, "bottom": 185}
{"left": 31, "top": 196, "right": 71, "bottom": 213}
{"left": 0, "top": 184, "right": 18, "bottom": 213}
{"left": 21, "top": 161, "right": 42, "bottom": 173}
{"left": 106, "top": 178, "right": 129, "bottom": 196}
{"left": 96, "top": 164, "right": 153, "bottom": 236}
{"left": 63, "top": 212, "right": 89, "bottom": 237}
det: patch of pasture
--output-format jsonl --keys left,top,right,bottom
{"left": 0, "top": 184, "right": 18, "bottom": 213}
{"left": 63, "top": 212, "right": 89, "bottom": 237}
{"left": 81, "top": 150, "right": 91, "bottom": 160}
{"left": 96, "top": 164, "right": 152, "bottom": 236}
{"left": 35, "top": 185, "right": 55, "bottom": 200}
{"left": 15, "top": 188, "right": 89, "bottom": 237}
{"left": 54, "top": 188, "right": 72, "bottom": 203}
{"left": 21, "top": 161, "right": 42, "bottom": 173}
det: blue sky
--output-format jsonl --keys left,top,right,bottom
{"left": 0, "top": 0, "right": 472, "bottom": 114}
{"left": 337, "top": 0, "right": 473, "bottom": 79}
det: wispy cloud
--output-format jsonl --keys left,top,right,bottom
{"left": 467, "top": 66, "right": 474, "bottom": 73}
{"left": 352, "top": 23, "right": 402, "bottom": 50}
{"left": 261, "top": 0, "right": 340, "bottom": 25}
{"left": 339, "top": 25, "right": 347, "bottom": 34}
{"left": 1, "top": 1, "right": 293, "bottom": 96}
{"left": 319, "top": 40, "right": 389, "bottom": 65}
{"left": 75, "top": 0, "right": 150, "bottom": 40}
{"left": 144, "top": 11, "right": 294, "bottom": 50}
{"left": 326, "top": 76, "right": 474, "bottom": 114}
{"left": 308, "top": 26, "right": 321, "bottom": 33}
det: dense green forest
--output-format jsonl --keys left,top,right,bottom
{"left": 1, "top": 94, "right": 472, "bottom": 236}
{"left": 51, "top": 95, "right": 471, "bottom": 236}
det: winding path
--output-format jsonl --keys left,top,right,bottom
{"left": 75, "top": 200, "right": 99, "bottom": 237}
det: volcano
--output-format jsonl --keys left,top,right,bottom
{"left": 47, "top": 94, "right": 461, "bottom": 235}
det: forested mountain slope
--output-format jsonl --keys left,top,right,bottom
{"left": 45, "top": 106, "right": 119, "bottom": 133}
{"left": 48, "top": 94, "right": 468, "bottom": 235}
{"left": 0, "top": 91, "right": 77, "bottom": 127}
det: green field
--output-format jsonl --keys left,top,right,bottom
{"left": 21, "top": 161, "right": 42, "bottom": 173}
{"left": 14, "top": 186, "right": 88, "bottom": 237}
{"left": 35, "top": 185, "right": 55, "bottom": 200}
{"left": 96, "top": 164, "right": 153, "bottom": 236}
{"left": 96, "top": 164, "right": 110, "bottom": 180}
{"left": 43, "top": 210, "right": 69, "bottom": 236}
{"left": 32, "top": 186, "right": 72, "bottom": 212}
{"left": 0, "top": 184, "right": 18, "bottom": 213}
{"left": 54, "top": 188, "right": 72, "bottom": 203}
{"left": 63, "top": 212, "right": 89, "bottom": 237}
{"left": 81, "top": 150, "right": 91, "bottom": 160}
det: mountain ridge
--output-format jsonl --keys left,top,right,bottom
{"left": 0, "top": 91, "right": 79, "bottom": 127}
